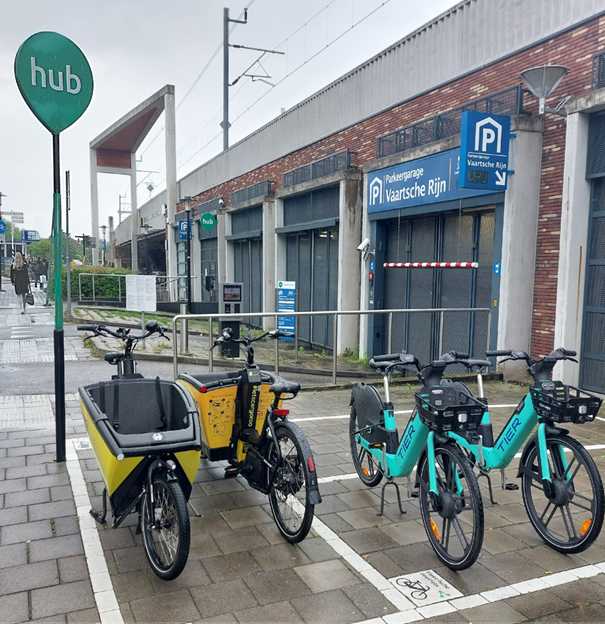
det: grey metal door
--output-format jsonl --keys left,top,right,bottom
{"left": 580, "top": 178, "right": 605, "bottom": 391}
{"left": 234, "top": 238, "right": 263, "bottom": 327}
{"left": 286, "top": 229, "right": 339, "bottom": 348}
{"left": 383, "top": 210, "right": 495, "bottom": 361}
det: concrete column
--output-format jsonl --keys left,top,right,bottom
{"left": 554, "top": 112, "right": 592, "bottom": 385}
{"left": 337, "top": 172, "right": 363, "bottom": 354}
{"left": 497, "top": 115, "right": 544, "bottom": 380}
{"left": 358, "top": 174, "right": 372, "bottom": 357}
{"left": 108, "top": 216, "right": 115, "bottom": 265}
{"left": 262, "top": 196, "right": 277, "bottom": 329}
{"left": 165, "top": 90, "right": 177, "bottom": 299}
{"left": 89, "top": 149, "right": 99, "bottom": 266}
{"left": 191, "top": 221, "right": 201, "bottom": 303}
{"left": 130, "top": 152, "right": 138, "bottom": 273}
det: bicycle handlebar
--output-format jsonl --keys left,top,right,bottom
{"left": 487, "top": 346, "right": 578, "bottom": 381}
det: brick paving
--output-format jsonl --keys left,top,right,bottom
{"left": 2, "top": 282, "right": 605, "bottom": 622}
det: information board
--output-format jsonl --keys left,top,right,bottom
{"left": 126, "top": 275, "right": 157, "bottom": 312}
{"left": 277, "top": 281, "right": 296, "bottom": 339}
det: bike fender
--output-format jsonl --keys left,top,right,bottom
{"left": 308, "top": 486, "right": 322, "bottom": 505}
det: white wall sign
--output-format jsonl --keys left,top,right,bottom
{"left": 390, "top": 570, "right": 462, "bottom": 606}
{"left": 126, "top": 275, "right": 157, "bottom": 312}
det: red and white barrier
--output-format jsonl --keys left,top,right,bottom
{"left": 384, "top": 262, "right": 479, "bottom": 268}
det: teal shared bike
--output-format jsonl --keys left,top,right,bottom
{"left": 350, "top": 352, "right": 486, "bottom": 570}
{"left": 444, "top": 347, "right": 604, "bottom": 554}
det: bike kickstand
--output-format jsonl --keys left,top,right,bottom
{"left": 90, "top": 487, "right": 108, "bottom": 525}
{"left": 477, "top": 470, "right": 498, "bottom": 505}
{"left": 377, "top": 476, "right": 406, "bottom": 517}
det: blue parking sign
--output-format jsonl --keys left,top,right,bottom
{"left": 459, "top": 111, "right": 511, "bottom": 191}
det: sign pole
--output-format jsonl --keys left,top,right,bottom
{"left": 53, "top": 133, "right": 66, "bottom": 462}
{"left": 15, "top": 31, "right": 93, "bottom": 463}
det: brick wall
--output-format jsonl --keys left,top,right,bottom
{"left": 181, "top": 14, "right": 605, "bottom": 358}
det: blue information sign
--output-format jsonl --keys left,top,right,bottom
{"left": 178, "top": 220, "right": 193, "bottom": 240}
{"left": 367, "top": 148, "right": 493, "bottom": 214}
{"left": 0, "top": 221, "right": 6, "bottom": 234}
{"left": 21, "top": 230, "right": 40, "bottom": 242}
{"left": 459, "top": 111, "right": 511, "bottom": 191}
{"left": 277, "top": 281, "right": 296, "bottom": 340}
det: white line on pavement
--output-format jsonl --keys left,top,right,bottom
{"left": 66, "top": 439, "right": 124, "bottom": 624}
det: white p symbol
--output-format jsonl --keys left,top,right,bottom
{"left": 481, "top": 128, "right": 496, "bottom": 152}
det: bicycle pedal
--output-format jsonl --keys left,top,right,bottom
{"left": 224, "top": 466, "right": 239, "bottom": 479}
{"left": 410, "top": 490, "right": 419, "bottom": 498}
{"left": 505, "top": 483, "right": 519, "bottom": 491}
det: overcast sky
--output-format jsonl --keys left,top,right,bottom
{"left": 0, "top": 0, "right": 455, "bottom": 241}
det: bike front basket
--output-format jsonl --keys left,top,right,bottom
{"left": 415, "top": 386, "right": 485, "bottom": 433}
{"left": 530, "top": 381, "right": 602, "bottom": 424}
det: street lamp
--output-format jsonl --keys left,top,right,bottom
{"left": 519, "top": 65, "right": 569, "bottom": 115}
{"left": 100, "top": 225, "right": 107, "bottom": 266}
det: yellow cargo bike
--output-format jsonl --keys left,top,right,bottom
{"left": 178, "top": 327, "right": 321, "bottom": 543}
{"left": 78, "top": 322, "right": 202, "bottom": 580}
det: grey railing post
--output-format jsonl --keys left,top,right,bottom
{"left": 118, "top": 277, "right": 122, "bottom": 302}
{"left": 208, "top": 316, "right": 214, "bottom": 372}
{"left": 275, "top": 314, "right": 279, "bottom": 375}
{"left": 388, "top": 312, "right": 393, "bottom": 354}
{"left": 78, "top": 273, "right": 82, "bottom": 301}
{"left": 332, "top": 313, "right": 338, "bottom": 385}
{"left": 92, "top": 275, "right": 95, "bottom": 302}
{"left": 179, "top": 303, "right": 188, "bottom": 354}
{"left": 439, "top": 310, "right": 445, "bottom": 357}
{"left": 172, "top": 316, "right": 178, "bottom": 380}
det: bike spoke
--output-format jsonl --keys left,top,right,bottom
{"left": 559, "top": 503, "right": 578, "bottom": 540}
{"left": 539, "top": 500, "right": 556, "bottom": 526}
{"left": 451, "top": 515, "right": 470, "bottom": 550}
{"left": 441, "top": 517, "right": 450, "bottom": 550}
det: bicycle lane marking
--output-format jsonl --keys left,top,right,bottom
{"left": 66, "top": 438, "right": 124, "bottom": 624}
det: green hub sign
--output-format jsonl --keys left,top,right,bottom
{"left": 201, "top": 212, "right": 218, "bottom": 231}
{"left": 15, "top": 31, "right": 93, "bottom": 134}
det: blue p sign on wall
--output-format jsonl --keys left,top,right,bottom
{"left": 459, "top": 111, "right": 511, "bottom": 191}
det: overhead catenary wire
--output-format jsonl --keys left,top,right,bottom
{"left": 137, "top": 0, "right": 392, "bottom": 198}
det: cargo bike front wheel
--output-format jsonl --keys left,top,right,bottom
{"left": 141, "top": 474, "right": 191, "bottom": 581}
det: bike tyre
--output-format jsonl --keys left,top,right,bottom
{"left": 349, "top": 402, "right": 383, "bottom": 487}
{"left": 141, "top": 475, "right": 190, "bottom": 580}
{"left": 268, "top": 421, "right": 315, "bottom": 543}
{"left": 521, "top": 433, "right": 604, "bottom": 553}
{"left": 418, "top": 443, "right": 484, "bottom": 571}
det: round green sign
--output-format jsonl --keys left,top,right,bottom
{"left": 15, "top": 31, "right": 93, "bottom": 134}
{"left": 201, "top": 213, "right": 218, "bottom": 232}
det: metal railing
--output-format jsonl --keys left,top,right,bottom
{"left": 231, "top": 179, "right": 274, "bottom": 205}
{"left": 376, "top": 85, "right": 524, "bottom": 159}
{"left": 77, "top": 273, "right": 194, "bottom": 303}
{"left": 171, "top": 307, "right": 491, "bottom": 384}
{"left": 592, "top": 50, "right": 605, "bottom": 91}
{"left": 283, "top": 150, "right": 355, "bottom": 188}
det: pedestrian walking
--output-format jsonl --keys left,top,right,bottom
{"left": 10, "top": 251, "right": 31, "bottom": 314}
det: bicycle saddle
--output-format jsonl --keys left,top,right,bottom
{"left": 270, "top": 379, "right": 301, "bottom": 397}
{"left": 104, "top": 352, "right": 123, "bottom": 365}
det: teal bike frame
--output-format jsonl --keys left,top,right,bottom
{"left": 447, "top": 373, "right": 560, "bottom": 493}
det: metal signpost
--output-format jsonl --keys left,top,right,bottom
{"left": 459, "top": 111, "right": 511, "bottom": 191}
{"left": 15, "top": 31, "right": 93, "bottom": 462}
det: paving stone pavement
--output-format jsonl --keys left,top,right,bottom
{"left": 2, "top": 380, "right": 605, "bottom": 623}
{"left": 2, "top": 279, "right": 605, "bottom": 623}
